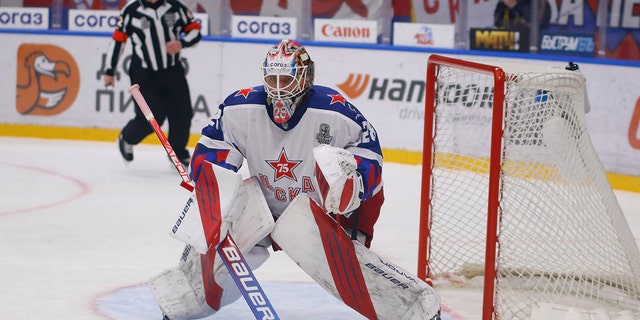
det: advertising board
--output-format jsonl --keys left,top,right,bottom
{"left": 0, "top": 32, "right": 638, "bottom": 182}
{"left": 392, "top": 22, "right": 455, "bottom": 48}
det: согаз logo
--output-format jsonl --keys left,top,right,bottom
{"left": 16, "top": 44, "right": 80, "bottom": 115}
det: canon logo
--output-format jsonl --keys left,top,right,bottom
{"left": 321, "top": 24, "right": 371, "bottom": 38}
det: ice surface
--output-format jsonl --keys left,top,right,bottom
{"left": 1, "top": 137, "right": 638, "bottom": 320}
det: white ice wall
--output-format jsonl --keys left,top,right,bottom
{"left": 1, "top": 32, "right": 638, "bottom": 177}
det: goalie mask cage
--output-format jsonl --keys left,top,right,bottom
{"left": 417, "top": 54, "right": 640, "bottom": 320}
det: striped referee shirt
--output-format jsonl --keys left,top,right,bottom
{"left": 104, "top": 0, "right": 202, "bottom": 75}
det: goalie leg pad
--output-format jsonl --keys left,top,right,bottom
{"left": 338, "top": 188, "right": 384, "bottom": 248}
{"left": 170, "top": 161, "right": 245, "bottom": 254}
{"left": 271, "top": 194, "right": 441, "bottom": 320}
{"left": 149, "top": 244, "right": 213, "bottom": 320}
{"left": 151, "top": 177, "right": 275, "bottom": 319}
{"left": 150, "top": 244, "right": 270, "bottom": 320}
{"left": 170, "top": 163, "right": 275, "bottom": 255}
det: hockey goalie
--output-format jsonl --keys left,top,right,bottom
{"left": 148, "top": 39, "right": 441, "bottom": 320}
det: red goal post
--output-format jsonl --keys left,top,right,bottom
{"left": 419, "top": 55, "right": 506, "bottom": 319}
{"left": 418, "top": 54, "right": 640, "bottom": 320}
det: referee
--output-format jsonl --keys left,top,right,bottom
{"left": 103, "top": 0, "right": 202, "bottom": 167}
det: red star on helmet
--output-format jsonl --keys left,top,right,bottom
{"left": 266, "top": 148, "right": 302, "bottom": 181}
{"left": 235, "top": 87, "right": 256, "bottom": 99}
{"left": 328, "top": 93, "right": 346, "bottom": 105}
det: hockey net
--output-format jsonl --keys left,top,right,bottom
{"left": 418, "top": 55, "right": 640, "bottom": 319}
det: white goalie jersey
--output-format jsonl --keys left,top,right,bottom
{"left": 189, "top": 85, "right": 384, "bottom": 217}
{"left": 151, "top": 39, "right": 441, "bottom": 320}
{"left": 180, "top": 87, "right": 442, "bottom": 318}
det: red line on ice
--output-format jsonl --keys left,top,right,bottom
{"left": 0, "top": 161, "right": 90, "bottom": 217}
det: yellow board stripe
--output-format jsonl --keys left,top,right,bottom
{"left": 2, "top": 123, "right": 639, "bottom": 193}
{"left": 0, "top": 123, "right": 176, "bottom": 144}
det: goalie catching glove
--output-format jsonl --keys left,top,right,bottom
{"left": 313, "top": 144, "right": 364, "bottom": 215}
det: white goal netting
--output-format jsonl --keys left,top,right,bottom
{"left": 422, "top": 56, "right": 640, "bottom": 320}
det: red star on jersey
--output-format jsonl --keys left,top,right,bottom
{"left": 235, "top": 87, "right": 256, "bottom": 99}
{"left": 328, "top": 93, "right": 346, "bottom": 105}
{"left": 266, "top": 148, "right": 302, "bottom": 181}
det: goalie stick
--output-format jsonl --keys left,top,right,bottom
{"left": 128, "top": 84, "right": 194, "bottom": 192}
{"left": 128, "top": 84, "right": 280, "bottom": 320}
{"left": 217, "top": 235, "right": 279, "bottom": 320}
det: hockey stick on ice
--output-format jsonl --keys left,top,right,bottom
{"left": 128, "top": 84, "right": 280, "bottom": 320}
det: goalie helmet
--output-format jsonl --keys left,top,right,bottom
{"left": 262, "top": 39, "right": 315, "bottom": 124}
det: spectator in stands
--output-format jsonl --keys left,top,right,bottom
{"left": 23, "top": 0, "right": 124, "bottom": 9}
{"left": 90, "top": 0, "right": 126, "bottom": 9}
{"left": 494, "top": 0, "right": 551, "bottom": 32}
{"left": 23, "top": 0, "right": 78, "bottom": 7}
